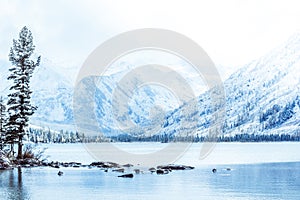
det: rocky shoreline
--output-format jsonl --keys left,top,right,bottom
{"left": 1, "top": 151, "right": 195, "bottom": 178}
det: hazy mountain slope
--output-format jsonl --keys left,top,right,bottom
{"left": 161, "top": 33, "right": 300, "bottom": 137}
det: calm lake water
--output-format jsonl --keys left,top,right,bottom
{"left": 0, "top": 143, "right": 300, "bottom": 200}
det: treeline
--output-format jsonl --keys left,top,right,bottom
{"left": 25, "top": 128, "right": 110, "bottom": 143}
{"left": 109, "top": 133, "right": 300, "bottom": 143}
{"left": 26, "top": 130, "right": 300, "bottom": 143}
{"left": 26, "top": 128, "right": 83, "bottom": 143}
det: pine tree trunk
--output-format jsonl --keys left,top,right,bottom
{"left": 17, "top": 137, "right": 23, "bottom": 159}
{"left": 10, "top": 143, "right": 14, "bottom": 157}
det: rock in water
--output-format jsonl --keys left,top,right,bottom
{"left": 118, "top": 173, "right": 134, "bottom": 178}
{"left": 149, "top": 167, "right": 156, "bottom": 173}
{"left": 58, "top": 171, "right": 64, "bottom": 176}
{"left": 212, "top": 168, "right": 217, "bottom": 173}
{"left": 157, "top": 164, "right": 195, "bottom": 171}
{"left": 112, "top": 168, "right": 125, "bottom": 173}
{"left": 122, "top": 164, "right": 134, "bottom": 168}
{"left": 90, "top": 161, "right": 120, "bottom": 169}
{"left": 156, "top": 169, "right": 169, "bottom": 175}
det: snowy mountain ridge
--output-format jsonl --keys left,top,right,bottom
{"left": 160, "top": 32, "right": 300, "bottom": 137}
{"left": 0, "top": 33, "right": 300, "bottom": 137}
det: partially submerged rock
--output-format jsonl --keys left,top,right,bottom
{"left": 61, "top": 162, "right": 82, "bottom": 168}
{"left": 157, "top": 164, "right": 195, "bottom": 171}
{"left": 156, "top": 169, "right": 169, "bottom": 175}
{"left": 122, "top": 163, "right": 134, "bottom": 168}
{"left": 154, "top": 164, "right": 195, "bottom": 175}
{"left": 51, "top": 164, "right": 60, "bottom": 169}
{"left": 118, "top": 173, "right": 134, "bottom": 178}
{"left": 90, "top": 161, "right": 120, "bottom": 169}
{"left": 149, "top": 167, "right": 156, "bottom": 173}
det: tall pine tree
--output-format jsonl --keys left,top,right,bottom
{"left": 6, "top": 26, "right": 40, "bottom": 159}
{"left": 0, "top": 96, "right": 6, "bottom": 150}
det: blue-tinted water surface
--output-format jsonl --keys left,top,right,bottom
{"left": 0, "top": 162, "right": 299, "bottom": 200}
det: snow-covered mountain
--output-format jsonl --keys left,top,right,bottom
{"left": 0, "top": 58, "right": 179, "bottom": 132}
{"left": 1, "top": 33, "right": 300, "bottom": 137}
{"left": 161, "top": 33, "right": 300, "bottom": 137}
{"left": 74, "top": 63, "right": 182, "bottom": 136}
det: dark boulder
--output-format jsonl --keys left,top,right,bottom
{"left": 62, "top": 163, "right": 70, "bottom": 167}
{"left": 122, "top": 164, "right": 134, "bottom": 168}
{"left": 157, "top": 164, "right": 194, "bottom": 171}
{"left": 90, "top": 161, "right": 105, "bottom": 167}
{"left": 90, "top": 161, "right": 120, "bottom": 169}
{"left": 52, "top": 165, "right": 60, "bottom": 169}
{"left": 118, "top": 173, "right": 134, "bottom": 178}
{"left": 156, "top": 169, "right": 169, "bottom": 175}
{"left": 149, "top": 167, "right": 156, "bottom": 173}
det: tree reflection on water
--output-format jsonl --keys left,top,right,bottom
{"left": 1, "top": 167, "right": 29, "bottom": 200}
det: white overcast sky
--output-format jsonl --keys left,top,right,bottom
{"left": 1, "top": 0, "right": 300, "bottom": 73}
